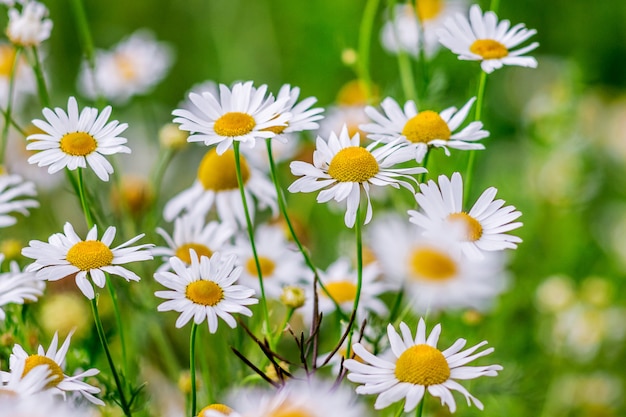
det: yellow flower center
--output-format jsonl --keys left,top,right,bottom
{"left": 198, "top": 403, "right": 233, "bottom": 416}
{"left": 1, "top": 238, "right": 23, "bottom": 260}
{"left": 402, "top": 111, "right": 451, "bottom": 144}
{"left": 470, "top": 39, "right": 509, "bottom": 59}
{"left": 409, "top": 246, "right": 457, "bottom": 281}
{"left": 336, "top": 79, "right": 373, "bottom": 106}
{"left": 415, "top": 0, "right": 443, "bottom": 21}
{"left": 66, "top": 240, "right": 114, "bottom": 271}
{"left": 394, "top": 344, "right": 450, "bottom": 385}
{"left": 197, "top": 149, "right": 250, "bottom": 191}
{"left": 261, "top": 116, "right": 288, "bottom": 135}
{"left": 114, "top": 53, "right": 137, "bottom": 80}
{"left": 185, "top": 280, "right": 224, "bottom": 306}
{"left": 245, "top": 256, "right": 276, "bottom": 277}
{"left": 213, "top": 112, "right": 256, "bottom": 137}
{"left": 0, "top": 45, "right": 17, "bottom": 77}
{"left": 59, "top": 132, "right": 98, "bottom": 156}
{"left": 175, "top": 243, "right": 213, "bottom": 264}
{"left": 328, "top": 147, "right": 379, "bottom": 183}
{"left": 323, "top": 280, "right": 357, "bottom": 303}
{"left": 271, "top": 404, "right": 313, "bottom": 417}
{"left": 447, "top": 212, "right": 483, "bottom": 241}
{"left": 23, "top": 355, "right": 65, "bottom": 389}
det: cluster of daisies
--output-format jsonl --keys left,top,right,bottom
{"left": 0, "top": 1, "right": 539, "bottom": 416}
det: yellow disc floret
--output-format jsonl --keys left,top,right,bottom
{"left": 23, "top": 355, "right": 65, "bottom": 388}
{"left": 245, "top": 256, "right": 276, "bottom": 277}
{"left": 0, "top": 45, "right": 17, "bottom": 77}
{"left": 186, "top": 280, "right": 223, "bottom": 306}
{"left": 328, "top": 147, "right": 379, "bottom": 183}
{"left": 323, "top": 280, "right": 357, "bottom": 304}
{"left": 214, "top": 112, "right": 256, "bottom": 137}
{"left": 60, "top": 132, "right": 98, "bottom": 156}
{"left": 271, "top": 404, "right": 312, "bottom": 417}
{"left": 402, "top": 111, "right": 451, "bottom": 144}
{"left": 66, "top": 240, "right": 114, "bottom": 271}
{"left": 409, "top": 247, "right": 457, "bottom": 281}
{"left": 394, "top": 344, "right": 450, "bottom": 385}
{"left": 198, "top": 403, "right": 233, "bottom": 416}
{"left": 197, "top": 149, "right": 250, "bottom": 191}
{"left": 416, "top": 0, "right": 444, "bottom": 22}
{"left": 176, "top": 243, "right": 213, "bottom": 264}
{"left": 447, "top": 212, "right": 483, "bottom": 241}
{"left": 470, "top": 39, "right": 509, "bottom": 59}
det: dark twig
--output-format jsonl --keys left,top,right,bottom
{"left": 318, "top": 310, "right": 358, "bottom": 369}
{"left": 230, "top": 347, "right": 280, "bottom": 388}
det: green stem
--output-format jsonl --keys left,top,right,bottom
{"left": 106, "top": 277, "right": 129, "bottom": 388}
{"left": 463, "top": 70, "right": 488, "bottom": 207}
{"left": 189, "top": 323, "right": 198, "bottom": 417}
{"left": 394, "top": 401, "right": 405, "bottom": 417}
{"left": 0, "top": 107, "right": 26, "bottom": 136}
{"left": 30, "top": 47, "right": 50, "bottom": 108}
{"left": 346, "top": 205, "right": 364, "bottom": 358}
{"left": 76, "top": 168, "right": 95, "bottom": 228}
{"left": 417, "top": 151, "right": 430, "bottom": 184}
{"left": 264, "top": 139, "right": 348, "bottom": 322}
{"left": 416, "top": 16, "right": 430, "bottom": 100}
{"left": 415, "top": 397, "right": 424, "bottom": 417}
{"left": 357, "top": 0, "right": 381, "bottom": 101}
{"left": 0, "top": 46, "right": 21, "bottom": 164}
{"left": 233, "top": 142, "right": 270, "bottom": 336}
{"left": 490, "top": 0, "right": 501, "bottom": 13}
{"left": 91, "top": 296, "right": 132, "bottom": 417}
{"left": 270, "top": 307, "right": 295, "bottom": 348}
{"left": 70, "top": 0, "right": 95, "bottom": 70}
{"left": 389, "top": 0, "right": 416, "bottom": 103}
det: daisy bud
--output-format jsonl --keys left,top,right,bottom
{"left": 0, "top": 238, "right": 23, "bottom": 260}
{"left": 111, "top": 175, "right": 154, "bottom": 217}
{"left": 264, "top": 361, "right": 290, "bottom": 382}
{"left": 159, "top": 123, "right": 188, "bottom": 150}
{"left": 280, "top": 286, "right": 306, "bottom": 309}
{"left": 341, "top": 48, "right": 357, "bottom": 66}
{"left": 178, "top": 370, "right": 201, "bottom": 394}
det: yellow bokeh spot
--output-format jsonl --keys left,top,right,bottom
{"left": 214, "top": 112, "right": 256, "bottom": 137}
{"left": 0, "top": 45, "right": 17, "bottom": 77}
{"left": 415, "top": 0, "right": 444, "bottom": 22}
{"left": 59, "top": 132, "right": 98, "bottom": 156}
{"left": 197, "top": 149, "right": 250, "bottom": 191}
{"left": 23, "top": 355, "right": 65, "bottom": 389}
{"left": 336, "top": 79, "right": 379, "bottom": 106}
{"left": 328, "top": 147, "right": 379, "bottom": 183}
{"left": 245, "top": 256, "right": 276, "bottom": 277}
{"left": 66, "top": 240, "right": 113, "bottom": 271}
{"left": 323, "top": 280, "right": 357, "bottom": 304}
{"left": 394, "top": 344, "right": 450, "bottom": 385}
{"left": 271, "top": 404, "right": 312, "bottom": 417}
{"left": 409, "top": 246, "right": 457, "bottom": 281}
{"left": 175, "top": 243, "right": 213, "bottom": 264}
{"left": 447, "top": 212, "right": 483, "bottom": 241}
{"left": 402, "top": 111, "right": 451, "bottom": 144}
{"left": 186, "top": 280, "right": 223, "bottom": 306}
{"left": 470, "top": 39, "right": 509, "bottom": 59}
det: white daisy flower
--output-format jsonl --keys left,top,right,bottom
{"left": 360, "top": 96, "right": 488, "bottom": 163}
{"left": 153, "top": 215, "right": 235, "bottom": 272}
{"left": 0, "top": 394, "right": 92, "bottom": 417}
{"left": 26, "top": 96, "right": 130, "bottom": 181}
{"left": 228, "top": 376, "right": 366, "bottom": 417}
{"left": 163, "top": 148, "right": 277, "bottom": 228}
{"left": 317, "top": 105, "right": 369, "bottom": 140}
{"left": 344, "top": 319, "right": 503, "bottom": 413}
{"left": 369, "top": 213, "right": 508, "bottom": 313}
{"left": 6, "top": 1, "right": 53, "bottom": 47}
{"left": 241, "top": 136, "right": 301, "bottom": 171}
{"left": 0, "top": 357, "right": 52, "bottom": 397}
{"left": 21, "top": 222, "right": 154, "bottom": 300}
{"left": 154, "top": 251, "right": 258, "bottom": 333}
{"left": 179, "top": 79, "right": 219, "bottom": 111}
{"left": 302, "top": 257, "right": 389, "bottom": 322}
{"left": 289, "top": 126, "right": 424, "bottom": 228}
{"left": 408, "top": 172, "right": 523, "bottom": 260}
{"left": 0, "top": 254, "right": 45, "bottom": 321}
{"left": 381, "top": 1, "right": 466, "bottom": 58}
{"left": 437, "top": 4, "right": 539, "bottom": 73}
{"left": 7, "top": 332, "right": 104, "bottom": 405}
{"left": 267, "top": 84, "right": 324, "bottom": 139}
{"left": 78, "top": 29, "right": 173, "bottom": 104}
{"left": 172, "top": 81, "right": 291, "bottom": 155}
{"left": 0, "top": 172, "right": 39, "bottom": 227}
{"left": 230, "top": 224, "right": 310, "bottom": 299}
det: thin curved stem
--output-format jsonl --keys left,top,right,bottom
{"left": 264, "top": 139, "right": 348, "bottom": 323}
{"left": 77, "top": 168, "right": 95, "bottom": 228}
{"left": 357, "top": 0, "right": 381, "bottom": 102}
{"left": 0, "top": 46, "right": 21, "bottom": 164}
{"left": 189, "top": 322, "right": 198, "bottom": 417}
{"left": 415, "top": 397, "right": 425, "bottom": 417}
{"left": 233, "top": 142, "right": 270, "bottom": 336}
{"left": 463, "top": 70, "right": 488, "bottom": 207}
{"left": 91, "top": 296, "right": 132, "bottom": 417}
{"left": 30, "top": 46, "right": 50, "bottom": 108}
{"left": 346, "top": 205, "right": 364, "bottom": 358}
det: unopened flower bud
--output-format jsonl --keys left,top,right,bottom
{"left": 159, "top": 123, "right": 188, "bottom": 150}
{"left": 280, "top": 286, "right": 305, "bottom": 309}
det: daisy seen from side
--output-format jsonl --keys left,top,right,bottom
{"left": 288, "top": 125, "right": 424, "bottom": 228}
{"left": 230, "top": 224, "right": 310, "bottom": 299}
{"left": 172, "top": 81, "right": 291, "bottom": 155}
{"left": 0, "top": 254, "right": 45, "bottom": 321}
{"left": 21, "top": 222, "right": 154, "bottom": 300}
{"left": 154, "top": 251, "right": 258, "bottom": 333}
{"left": 0, "top": 357, "right": 52, "bottom": 398}
{"left": 369, "top": 213, "right": 508, "bottom": 313}
{"left": 0, "top": 171, "right": 38, "bottom": 227}
{"left": 360, "top": 96, "right": 488, "bottom": 163}
{"left": 26, "top": 96, "right": 130, "bottom": 181}
{"left": 344, "top": 318, "right": 502, "bottom": 413}
{"left": 437, "top": 4, "right": 539, "bottom": 73}
{"left": 163, "top": 148, "right": 277, "bottom": 227}
{"left": 7, "top": 331, "right": 104, "bottom": 405}
{"left": 265, "top": 84, "right": 324, "bottom": 140}
{"left": 408, "top": 172, "right": 523, "bottom": 260}
{"left": 153, "top": 215, "right": 236, "bottom": 272}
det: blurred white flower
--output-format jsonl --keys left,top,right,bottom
{"left": 6, "top": 1, "right": 53, "bottom": 47}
